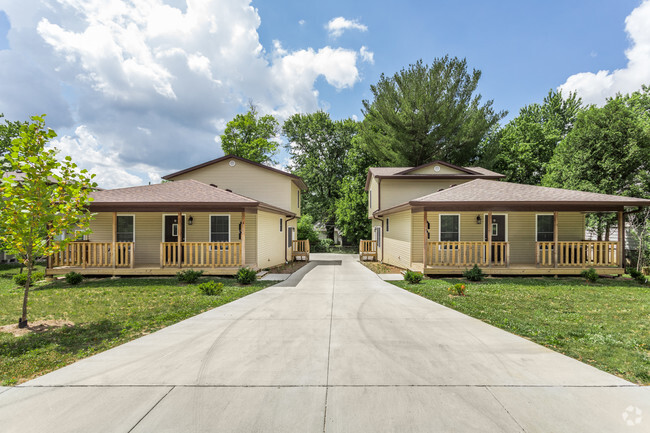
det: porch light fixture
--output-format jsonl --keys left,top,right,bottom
{"left": 476, "top": 215, "right": 481, "bottom": 225}
{"left": 188, "top": 216, "right": 194, "bottom": 226}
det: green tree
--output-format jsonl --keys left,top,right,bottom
{"left": 297, "top": 214, "right": 320, "bottom": 247}
{"left": 543, "top": 96, "right": 650, "bottom": 238}
{"left": 335, "top": 137, "right": 378, "bottom": 244}
{"left": 0, "top": 113, "right": 24, "bottom": 171}
{"left": 0, "top": 115, "right": 97, "bottom": 327}
{"left": 359, "top": 56, "right": 506, "bottom": 167}
{"left": 283, "top": 111, "right": 358, "bottom": 239}
{"left": 220, "top": 103, "right": 279, "bottom": 164}
{"left": 481, "top": 90, "right": 582, "bottom": 184}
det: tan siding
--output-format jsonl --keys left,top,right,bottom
{"left": 411, "top": 212, "right": 424, "bottom": 264}
{"left": 558, "top": 213, "right": 585, "bottom": 241}
{"left": 381, "top": 179, "right": 471, "bottom": 210}
{"left": 383, "top": 210, "right": 411, "bottom": 269}
{"left": 508, "top": 213, "right": 537, "bottom": 264}
{"left": 291, "top": 182, "right": 301, "bottom": 216}
{"left": 257, "top": 210, "right": 286, "bottom": 268}
{"left": 168, "top": 158, "right": 293, "bottom": 211}
{"left": 88, "top": 213, "right": 112, "bottom": 242}
{"left": 368, "top": 176, "right": 379, "bottom": 217}
{"left": 408, "top": 164, "right": 466, "bottom": 175}
{"left": 245, "top": 213, "right": 257, "bottom": 267}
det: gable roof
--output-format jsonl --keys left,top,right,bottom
{"left": 162, "top": 154, "right": 308, "bottom": 190}
{"left": 89, "top": 179, "right": 294, "bottom": 215}
{"left": 389, "top": 179, "right": 650, "bottom": 212}
{"left": 365, "top": 162, "right": 504, "bottom": 190}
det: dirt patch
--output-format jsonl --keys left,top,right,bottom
{"left": 265, "top": 261, "right": 310, "bottom": 274}
{"left": 0, "top": 320, "right": 75, "bottom": 337}
{"left": 361, "top": 261, "right": 405, "bottom": 274}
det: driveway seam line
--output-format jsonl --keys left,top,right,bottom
{"left": 15, "top": 384, "right": 637, "bottom": 389}
{"left": 127, "top": 385, "right": 175, "bottom": 433}
{"left": 485, "top": 386, "right": 527, "bottom": 433}
{"left": 322, "top": 266, "right": 336, "bottom": 433}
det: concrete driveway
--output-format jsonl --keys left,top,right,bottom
{"left": 1, "top": 253, "right": 648, "bottom": 432}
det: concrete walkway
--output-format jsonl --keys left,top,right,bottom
{"left": 1, "top": 253, "right": 648, "bottom": 432}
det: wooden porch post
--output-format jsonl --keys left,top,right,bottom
{"left": 487, "top": 211, "right": 492, "bottom": 267}
{"left": 241, "top": 211, "right": 246, "bottom": 266}
{"left": 553, "top": 211, "right": 559, "bottom": 268}
{"left": 423, "top": 211, "right": 428, "bottom": 269}
{"left": 177, "top": 211, "right": 183, "bottom": 268}
{"left": 618, "top": 211, "right": 625, "bottom": 268}
{"left": 112, "top": 212, "right": 117, "bottom": 269}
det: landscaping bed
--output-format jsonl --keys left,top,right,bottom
{"left": 0, "top": 274, "right": 275, "bottom": 385}
{"left": 391, "top": 276, "right": 650, "bottom": 385}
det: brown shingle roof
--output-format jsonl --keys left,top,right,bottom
{"left": 365, "top": 163, "right": 505, "bottom": 190}
{"left": 403, "top": 179, "right": 650, "bottom": 212}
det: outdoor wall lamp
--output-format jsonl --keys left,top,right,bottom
{"left": 188, "top": 216, "right": 194, "bottom": 226}
{"left": 476, "top": 215, "right": 482, "bottom": 225}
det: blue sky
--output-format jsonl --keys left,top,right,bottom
{"left": 0, "top": 0, "right": 648, "bottom": 188}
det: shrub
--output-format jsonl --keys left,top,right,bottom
{"left": 236, "top": 267, "right": 257, "bottom": 285}
{"left": 13, "top": 271, "right": 45, "bottom": 286}
{"left": 65, "top": 271, "right": 84, "bottom": 285}
{"left": 627, "top": 267, "right": 647, "bottom": 284}
{"left": 198, "top": 280, "right": 224, "bottom": 296}
{"left": 176, "top": 269, "right": 203, "bottom": 284}
{"left": 448, "top": 283, "right": 466, "bottom": 296}
{"left": 642, "top": 266, "right": 649, "bottom": 276}
{"left": 297, "top": 215, "right": 320, "bottom": 247}
{"left": 404, "top": 269, "right": 423, "bottom": 284}
{"left": 463, "top": 264, "right": 484, "bottom": 282}
{"left": 581, "top": 267, "right": 599, "bottom": 283}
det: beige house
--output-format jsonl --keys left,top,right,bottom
{"left": 364, "top": 161, "right": 650, "bottom": 275}
{"left": 47, "top": 155, "right": 307, "bottom": 276}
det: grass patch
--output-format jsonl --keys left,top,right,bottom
{"left": 391, "top": 276, "right": 650, "bottom": 385}
{"left": 0, "top": 275, "right": 275, "bottom": 385}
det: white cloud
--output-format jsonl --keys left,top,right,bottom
{"left": 0, "top": 0, "right": 367, "bottom": 188}
{"left": 298, "top": 19, "right": 305, "bottom": 26}
{"left": 326, "top": 17, "right": 367, "bottom": 38}
{"left": 559, "top": 0, "right": 650, "bottom": 105}
{"left": 360, "top": 46, "right": 374, "bottom": 64}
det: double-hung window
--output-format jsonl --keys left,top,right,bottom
{"left": 439, "top": 215, "right": 459, "bottom": 242}
{"left": 116, "top": 215, "right": 134, "bottom": 242}
{"left": 537, "top": 215, "right": 554, "bottom": 242}
{"left": 210, "top": 215, "right": 230, "bottom": 242}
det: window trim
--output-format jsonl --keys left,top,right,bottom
{"left": 116, "top": 214, "right": 135, "bottom": 243}
{"left": 374, "top": 226, "right": 382, "bottom": 248}
{"left": 209, "top": 214, "right": 231, "bottom": 243}
{"left": 482, "top": 213, "right": 509, "bottom": 242}
{"left": 438, "top": 213, "right": 460, "bottom": 242}
{"left": 288, "top": 226, "right": 294, "bottom": 247}
{"left": 536, "top": 213, "right": 555, "bottom": 242}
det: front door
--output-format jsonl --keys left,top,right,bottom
{"left": 164, "top": 215, "right": 185, "bottom": 263}
{"left": 485, "top": 215, "right": 506, "bottom": 263}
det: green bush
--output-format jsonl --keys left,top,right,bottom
{"left": 463, "top": 264, "right": 484, "bottom": 282}
{"left": 317, "top": 238, "right": 334, "bottom": 252}
{"left": 176, "top": 269, "right": 204, "bottom": 284}
{"left": 642, "top": 266, "right": 649, "bottom": 276}
{"left": 404, "top": 269, "right": 423, "bottom": 284}
{"left": 448, "top": 283, "right": 466, "bottom": 296}
{"left": 13, "top": 271, "right": 45, "bottom": 286}
{"left": 627, "top": 267, "right": 647, "bottom": 284}
{"left": 581, "top": 267, "right": 599, "bottom": 283}
{"left": 65, "top": 271, "right": 84, "bottom": 285}
{"left": 198, "top": 280, "right": 224, "bottom": 296}
{"left": 297, "top": 215, "right": 320, "bottom": 247}
{"left": 236, "top": 267, "right": 257, "bottom": 285}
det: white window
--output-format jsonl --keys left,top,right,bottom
{"left": 210, "top": 215, "right": 230, "bottom": 242}
{"left": 439, "top": 214, "right": 459, "bottom": 242}
{"left": 116, "top": 215, "right": 135, "bottom": 242}
{"left": 537, "top": 214, "right": 554, "bottom": 242}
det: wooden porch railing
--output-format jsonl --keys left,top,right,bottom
{"left": 49, "top": 242, "right": 134, "bottom": 268}
{"left": 160, "top": 242, "right": 241, "bottom": 268}
{"left": 359, "top": 240, "right": 377, "bottom": 261}
{"left": 536, "top": 241, "right": 618, "bottom": 267}
{"left": 292, "top": 240, "right": 310, "bottom": 261}
{"left": 426, "top": 241, "right": 509, "bottom": 267}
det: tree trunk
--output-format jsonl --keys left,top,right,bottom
{"left": 19, "top": 256, "right": 32, "bottom": 328}
{"left": 605, "top": 221, "right": 610, "bottom": 241}
{"left": 596, "top": 217, "right": 603, "bottom": 241}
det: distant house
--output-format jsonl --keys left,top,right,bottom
{"left": 46, "top": 155, "right": 307, "bottom": 276}
{"left": 363, "top": 161, "right": 650, "bottom": 275}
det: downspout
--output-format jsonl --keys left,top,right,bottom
{"left": 285, "top": 215, "right": 296, "bottom": 263}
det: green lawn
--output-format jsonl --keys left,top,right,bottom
{"left": 0, "top": 272, "right": 275, "bottom": 385}
{"left": 391, "top": 276, "right": 650, "bottom": 385}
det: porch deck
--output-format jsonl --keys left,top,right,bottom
{"left": 46, "top": 264, "right": 243, "bottom": 276}
{"left": 423, "top": 264, "right": 625, "bottom": 276}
